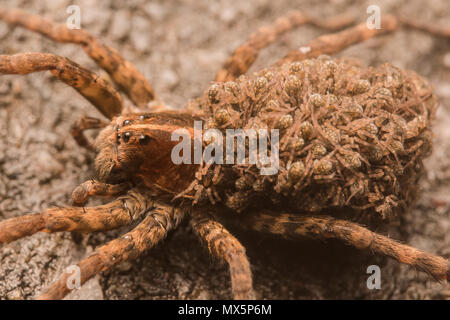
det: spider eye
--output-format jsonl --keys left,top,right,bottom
{"left": 139, "top": 135, "right": 150, "bottom": 145}
{"left": 139, "top": 114, "right": 150, "bottom": 121}
{"left": 123, "top": 132, "right": 131, "bottom": 143}
{"left": 116, "top": 133, "right": 121, "bottom": 144}
{"left": 123, "top": 119, "right": 132, "bottom": 126}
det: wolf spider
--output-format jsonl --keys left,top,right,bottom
{"left": 0, "top": 8, "right": 449, "bottom": 300}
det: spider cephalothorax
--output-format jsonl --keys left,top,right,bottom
{"left": 94, "top": 112, "right": 199, "bottom": 193}
{"left": 0, "top": 8, "right": 449, "bottom": 300}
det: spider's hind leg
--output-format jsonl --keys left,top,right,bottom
{"left": 276, "top": 15, "right": 398, "bottom": 66}
{"left": 214, "top": 11, "right": 356, "bottom": 82}
{"left": 245, "top": 212, "right": 449, "bottom": 282}
{"left": 275, "top": 14, "right": 450, "bottom": 67}
{"left": 400, "top": 16, "right": 450, "bottom": 38}
{"left": 190, "top": 210, "right": 255, "bottom": 300}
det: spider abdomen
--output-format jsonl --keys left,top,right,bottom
{"left": 190, "top": 56, "right": 437, "bottom": 222}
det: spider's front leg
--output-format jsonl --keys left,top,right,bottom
{"left": 38, "top": 202, "right": 185, "bottom": 300}
{"left": 190, "top": 210, "right": 255, "bottom": 300}
{"left": 0, "top": 53, "right": 122, "bottom": 118}
{"left": 0, "top": 189, "right": 151, "bottom": 245}
{"left": 71, "top": 116, "right": 109, "bottom": 151}
{"left": 71, "top": 180, "right": 129, "bottom": 206}
{"left": 245, "top": 212, "right": 450, "bottom": 282}
{"left": 0, "top": 8, "right": 156, "bottom": 107}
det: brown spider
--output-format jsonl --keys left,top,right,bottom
{"left": 0, "top": 8, "right": 449, "bottom": 300}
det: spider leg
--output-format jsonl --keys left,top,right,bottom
{"left": 246, "top": 212, "right": 449, "bottom": 282}
{"left": 276, "top": 15, "right": 398, "bottom": 66}
{"left": 399, "top": 16, "right": 450, "bottom": 38}
{"left": 71, "top": 116, "right": 109, "bottom": 151}
{"left": 0, "top": 53, "right": 122, "bottom": 119}
{"left": 0, "top": 8, "right": 156, "bottom": 107}
{"left": 214, "top": 11, "right": 356, "bottom": 82}
{"left": 0, "top": 189, "right": 152, "bottom": 245}
{"left": 37, "top": 202, "right": 184, "bottom": 300}
{"left": 71, "top": 180, "right": 129, "bottom": 206}
{"left": 190, "top": 211, "right": 255, "bottom": 299}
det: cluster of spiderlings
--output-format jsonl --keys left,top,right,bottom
{"left": 187, "top": 55, "right": 437, "bottom": 222}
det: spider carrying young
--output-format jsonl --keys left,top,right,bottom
{"left": 0, "top": 8, "right": 449, "bottom": 300}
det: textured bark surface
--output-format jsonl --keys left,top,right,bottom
{"left": 0, "top": 0, "right": 449, "bottom": 299}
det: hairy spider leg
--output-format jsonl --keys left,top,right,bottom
{"left": 190, "top": 210, "right": 255, "bottom": 299}
{"left": 38, "top": 202, "right": 184, "bottom": 299}
{"left": 71, "top": 180, "right": 129, "bottom": 206}
{"left": 214, "top": 11, "right": 356, "bottom": 82}
{"left": 0, "top": 8, "right": 156, "bottom": 108}
{"left": 276, "top": 15, "right": 398, "bottom": 66}
{"left": 0, "top": 189, "right": 152, "bottom": 245}
{"left": 71, "top": 116, "right": 109, "bottom": 151}
{"left": 245, "top": 212, "right": 450, "bottom": 281}
{"left": 0, "top": 53, "right": 122, "bottom": 119}
{"left": 276, "top": 14, "right": 450, "bottom": 66}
